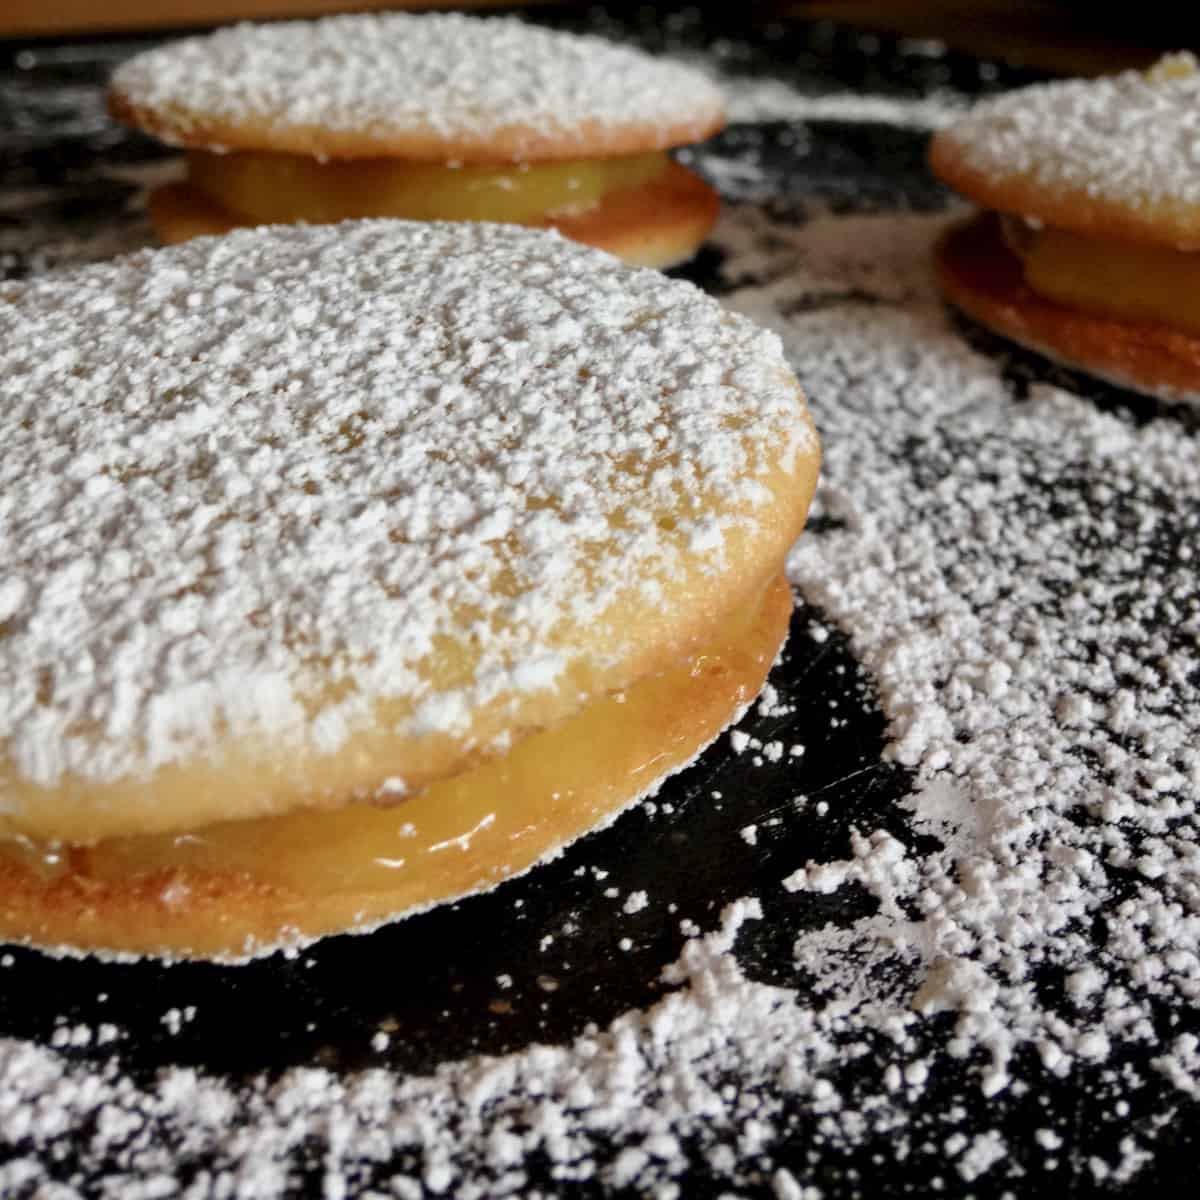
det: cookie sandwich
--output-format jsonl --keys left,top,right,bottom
{"left": 0, "top": 220, "right": 820, "bottom": 960}
{"left": 109, "top": 12, "right": 725, "bottom": 269}
{"left": 930, "top": 53, "right": 1200, "bottom": 401}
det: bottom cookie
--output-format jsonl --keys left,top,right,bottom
{"left": 0, "top": 575, "right": 793, "bottom": 962}
{"left": 934, "top": 212, "right": 1200, "bottom": 404}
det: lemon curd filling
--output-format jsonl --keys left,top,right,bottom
{"left": 1001, "top": 215, "right": 1200, "bottom": 335}
{"left": 0, "top": 578, "right": 783, "bottom": 921}
{"left": 187, "top": 149, "right": 671, "bottom": 226}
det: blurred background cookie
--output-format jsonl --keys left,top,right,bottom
{"left": 930, "top": 53, "right": 1200, "bottom": 402}
{"left": 108, "top": 12, "right": 725, "bottom": 267}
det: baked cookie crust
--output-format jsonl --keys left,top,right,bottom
{"left": 109, "top": 13, "right": 725, "bottom": 164}
{"left": 929, "top": 53, "right": 1200, "bottom": 251}
{"left": 935, "top": 213, "right": 1200, "bottom": 402}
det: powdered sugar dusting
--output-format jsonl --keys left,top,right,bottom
{"left": 717, "top": 74, "right": 966, "bottom": 129}
{"left": 110, "top": 13, "right": 724, "bottom": 156}
{"left": 935, "top": 51, "right": 1200, "bottom": 212}
{"left": 9, "top": 903, "right": 813, "bottom": 1195}
{"left": 731, "top": 202, "right": 1200, "bottom": 1102}
{"left": 0, "top": 219, "right": 807, "bottom": 795}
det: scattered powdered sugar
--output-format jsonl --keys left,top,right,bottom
{"left": 933, "top": 51, "right": 1200, "bottom": 211}
{"left": 6, "top": 901, "right": 820, "bottom": 1196}
{"left": 715, "top": 72, "right": 967, "bottom": 129}
{"left": 0, "top": 219, "right": 808, "bottom": 796}
{"left": 110, "top": 13, "right": 725, "bottom": 157}
{"left": 0, "top": 214, "right": 148, "bottom": 276}
{"left": 729, "top": 203, "right": 1200, "bottom": 1100}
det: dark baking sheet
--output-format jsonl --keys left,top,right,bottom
{"left": 1, "top": 6, "right": 1197, "bottom": 1196}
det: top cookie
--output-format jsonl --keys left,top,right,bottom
{"left": 929, "top": 53, "right": 1200, "bottom": 250}
{"left": 0, "top": 219, "right": 815, "bottom": 844}
{"left": 108, "top": 12, "right": 726, "bottom": 163}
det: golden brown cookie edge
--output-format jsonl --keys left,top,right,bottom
{"left": 0, "top": 574, "right": 795, "bottom": 961}
{"left": 935, "top": 211, "right": 1200, "bottom": 401}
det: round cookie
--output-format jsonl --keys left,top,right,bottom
{"left": 930, "top": 52, "right": 1200, "bottom": 400}
{"left": 930, "top": 53, "right": 1200, "bottom": 251}
{"left": 0, "top": 220, "right": 820, "bottom": 959}
{"left": 110, "top": 13, "right": 726, "bottom": 268}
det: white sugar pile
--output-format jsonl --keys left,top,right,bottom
{"left": 729, "top": 204, "right": 1200, "bottom": 1097}
{"left": 2, "top": 89, "right": 1199, "bottom": 1196}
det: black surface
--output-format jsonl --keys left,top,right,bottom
{"left": 1, "top": 7, "right": 1198, "bottom": 1197}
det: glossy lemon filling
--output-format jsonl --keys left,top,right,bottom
{"left": 0, "top": 578, "right": 775, "bottom": 901}
{"left": 1002, "top": 215, "right": 1200, "bottom": 335}
{"left": 187, "top": 149, "right": 670, "bottom": 226}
